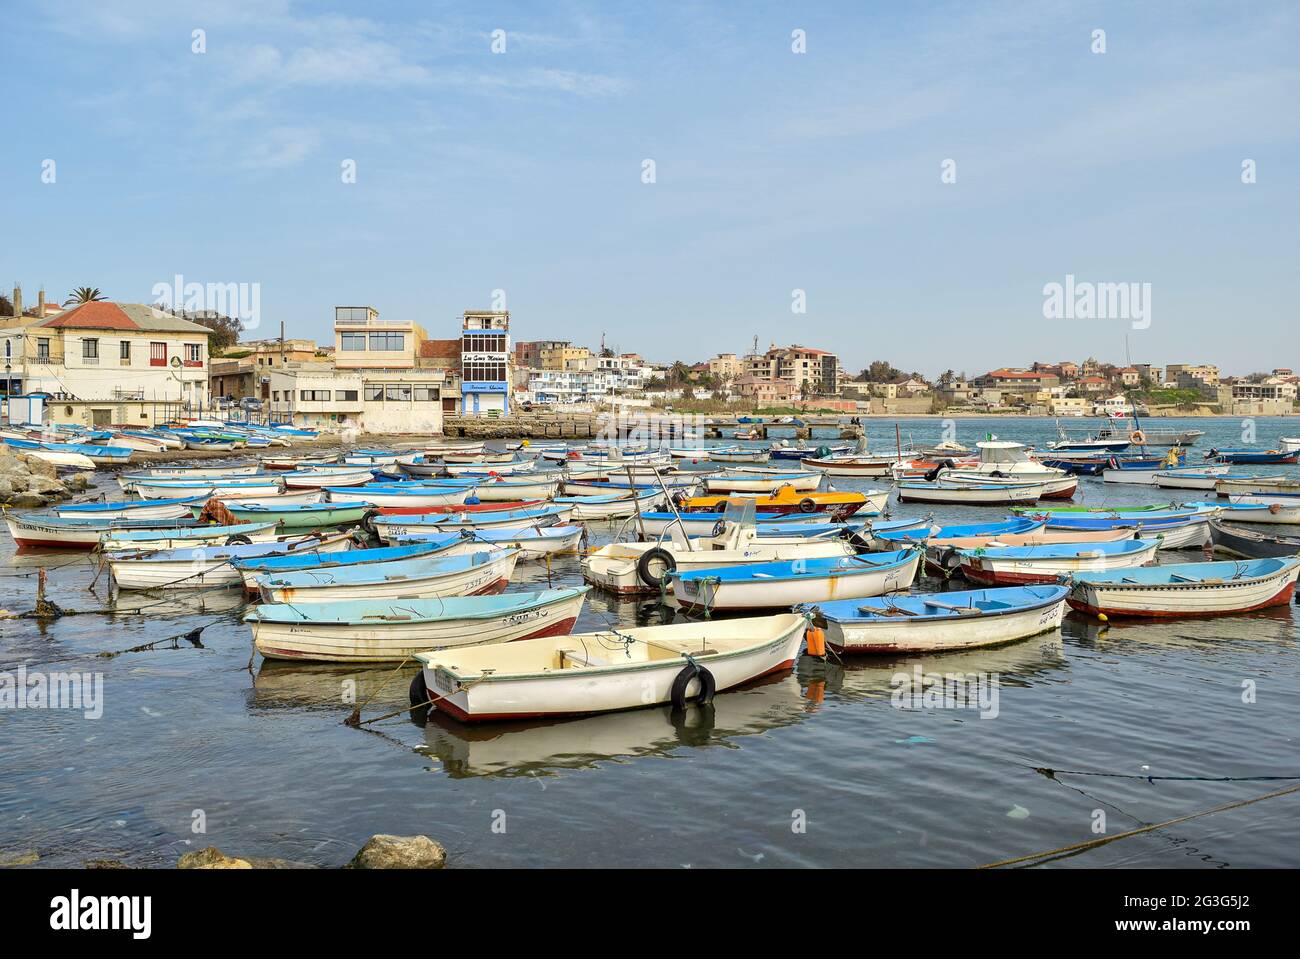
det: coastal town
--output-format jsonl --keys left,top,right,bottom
{"left": 1, "top": 284, "right": 1295, "bottom": 437}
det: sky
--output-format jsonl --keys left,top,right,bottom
{"left": 2, "top": 0, "right": 1297, "bottom": 377}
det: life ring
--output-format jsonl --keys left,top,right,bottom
{"left": 1130, "top": 429, "right": 1147, "bottom": 445}
{"left": 799, "top": 497, "right": 817, "bottom": 513}
{"left": 409, "top": 671, "right": 429, "bottom": 707}
{"left": 637, "top": 547, "right": 676, "bottom": 588}
{"left": 670, "top": 662, "right": 717, "bottom": 711}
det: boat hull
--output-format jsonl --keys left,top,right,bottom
{"left": 258, "top": 551, "right": 519, "bottom": 603}
{"left": 1067, "top": 566, "right": 1300, "bottom": 617}
{"left": 823, "top": 592, "right": 1067, "bottom": 654}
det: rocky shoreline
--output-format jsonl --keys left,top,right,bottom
{"left": 0, "top": 445, "right": 89, "bottom": 508}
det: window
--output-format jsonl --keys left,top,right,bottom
{"left": 385, "top": 385, "right": 412, "bottom": 402}
{"left": 335, "top": 390, "right": 358, "bottom": 401}
{"left": 300, "top": 390, "right": 330, "bottom": 402}
{"left": 369, "top": 332, "right": 405, "bottom": 352}
{"left": 82, "top": 338, "right": 99, "bottom": 362}
{"left": 364, "top": 385, "right": 384, "bottom": 402}
{"left": 150, "top": 341, "right": 167, "bottom": 367}
{"left": 414, "top": 386, "right": 440, "bottom": 402}
{"left": 185, "top": 343, "right": 202, "bottom": 366}
{"left": 341, "top": 332, "right": 366, "bottom": 351}
{"left": 272, "top": 391, "right": 280, "bottom": 402}
{"left": 119, "top": 341, "right": 131, "bottom": 362}
{"left": 36, "top": 338, "right": 50, "bottom": 361}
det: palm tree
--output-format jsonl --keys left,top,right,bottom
{"left": 65, "top": 287, "right": 107, "bottom": 305}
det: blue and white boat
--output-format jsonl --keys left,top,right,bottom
{"left": 667, "top": 549, "right": 922, "bottom": 612}
{"left": 1067, "top": 557, "right": 1300, "bottom": 617}
{"left": 105, "top": 533, "right": 354, "bottom": 590}
{"left": 231, "top": 538, "right": 462, "bottom": 591}
{"left": 395, "top": 524, "right": 585, "bottom": 560}
{"left": 874, "top": 516, "right": 1043, "bottom": 545}
{"left": 807, "top": 585, "right": 1070, "bottom": 653}
{"left": 255, "top": 549, "right": 521, "bottom": 603}
{"left": 55, "top": 495, "right": 206, "bottom": 521}
{"left": 956, "top": 539, "right": 1160, "bottom": 584}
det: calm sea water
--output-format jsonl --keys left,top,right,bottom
{"left": 3, "top": 417, "right": 1299, "bottom": 868}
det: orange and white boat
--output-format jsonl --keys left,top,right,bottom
{"left": 679, "top": 487, "right": 885, "bottom": 519}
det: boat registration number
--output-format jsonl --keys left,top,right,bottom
{"left": 433, "top": 668, "right": 455, "bottom": 693}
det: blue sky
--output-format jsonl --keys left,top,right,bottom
{"left": 2, "top": 1, "right": 1296, "bottom": 376}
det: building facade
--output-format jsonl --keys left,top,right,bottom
{"left": 461, "top": 310, "right": 511, "bottom": 415}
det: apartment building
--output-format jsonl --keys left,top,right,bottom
{"left": 744, "top": 344, "right": 840, "bottom": 396}
{"left": 461, "top": 310, "right": 511, "bottom": 415}
{"left": 972, "top": 369, "right": 1060, "bottom": 394}
{"left": 1165, "top": 364, "right": 1220, "bottom": 388}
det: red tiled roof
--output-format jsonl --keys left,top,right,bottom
{"left": 38, "top": 301, "right": 136, "bottom": 330}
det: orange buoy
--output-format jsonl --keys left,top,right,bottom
{"left": 805, "top": 625, "right": 826, "bottom": 658}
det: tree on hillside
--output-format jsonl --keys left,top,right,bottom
{"left": 858, "top": 360, "right": 904, "bottom": 382}
{"left": 0, "top": 294, "right": 12, "bottom": 316}
{"left": 190, "top": 313, "right": 243, "bottom": 356}
{"left": 65, "top": 287, "right": 107, "bottom": 305}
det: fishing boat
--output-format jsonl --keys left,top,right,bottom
{"left": 937, "top": 473, "right": 1079, "bottom": 499}
{"left": 943, "top": 440, "right": 1068, "bottom": 480}
{"left": 1067, "top": 557, "right": 1300, "bottom": 617}
{"left": 262, "top": 453, "right": 340, "bottom": 470}
{"left": 438, "top": 450, "right": 517, "bottom": 465}
{"left": 680, "top": 487, "right": 879, "bottom": 518}
{"left": 799, "top": 455, "right": 905, "bottom": 477}
{"left": 105, "top": 533, "right": 353, "bottom": 590}
{"left": 1207, "top": 448, "right": 1300, "bottom": 465}
{"left": 256, "top": 549, "right": 520, "bottom": 603}
{"left": 342, "top": 449, "right": 401, "bottom": 466}
{"left": 396, "top": 440, "right": 486, "bottom": 458}
{"left": 1036, "top": 455, "right": 1110, "bottom": 476}
{"left": 667, "top": 549, "right": 922, "bottom": 613}
{"left": 3, "top": 513, "right": 204, "bottom": 549}
{"left": 552, "top": 490, "right": 665, "bottom": 520}
{"left": 875, "top": 517, "right": 1044, "bottom": 546}
{"left": 1281, "top": 437, "right": 1300, "bottom": 453}
{"left": 895, "top": 481, "right": 1044, "bottom": 506}
{"left": 582, "top": 522, "right": 859, "bottom": 595}
{"left": 414, "top": 525, "right": 585, "bottom": 561}
{"left": 248, "top": 586, "right": 591, "bottom": 662}
{"left": 55, "top": 495, "right": 205, "bottom": 521}
{"left": 668, "top": 445, "right": 739, "bottom": 460}
{"left": 770, "top": 443, "right": 852, "bottom": 461}
{"left": 1154, "top": 468, "right": 1244, "bottom": 491}
{"left": 703, "top": 471, "right": 821, "bottom": 494}
{"left": 1102, "top": 459, "right": 1216, "bottom": 486}
{"left": 444, "top": 460, "right": 537, "bottom": 476}
{"left": 133, "top": 477, "right": 283, "bottom": 500}
{"left": 1093, "top": 420, "right": 1204, "bottom": 448}
{"left": 468, "top": 475, "right": 562, "bottom": 502}
{"left": 955, "top": 538, "right": 1160, "bottom": 585}
{"left": 1209, "top": 519, "right": 1300, "bottom": 558}
{"left": 231, "top": 539, "right": 461, "bottom": 593}
{"left": 1214, "top": 475, "right": 1296, "bottom": 497}
{"left": 805, "top": 585, "right": 1070, "bottom": 654}
{"left": 707, "top": 448, "right": 770, "bottom": 465}
{"left": 561, "top": 476, "right": 699, "bottom": 497}
{"left": 98, "top": 521, "right": 282, "bottom": 553}
{"left": 282, "top": 467, "right": 376, "bottom": 489}
{"left": 324, "top": 484, "right": 471, "bottom": 509}
{"left": 222, "top": 501, "right": 374, "bottom": 529}
{"left": 631, "top": 510, "right": 844, "bottom": 538}
{"left": 371, "top": 505, "right": 572, "bottom": 542}
{"left": 412, "top": 612, "right": 809, "bottom": 722}
{"left": 4, "top": 444, "right": 96, "bottom": 470}
{"left": 1220, "top": 494, "right": 1300, "bottom": 524}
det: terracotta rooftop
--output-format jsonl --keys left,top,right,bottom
{"left": 34, "top": 301, "right": 211, "bottom": 334}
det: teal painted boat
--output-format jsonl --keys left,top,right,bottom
{"left": 224, "top": 501, "right": 374, "bottom": 529}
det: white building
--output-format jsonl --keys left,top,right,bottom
{"left": 267, "top": 364, "right": 452, "bottom": 433}
{"left": 461, "top": 310, "right": 511, "bottom": 415}
{"left": 2, "top": 300, "right": 210, "bottom": 420}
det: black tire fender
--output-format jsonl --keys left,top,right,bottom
{"left": 224, "top": 534, "right": 253, "bottom": 546}
{"left": 670, "top": 663, "right": 717, "bottom": 711}
{"left": 637, "top": 547, "right": 676, "bottom": 588}
{"left": 798, "top": 497, "right": 817, "bottom": 513}
{"left": 409, "top": 671, "right": 429, "bottom": 707}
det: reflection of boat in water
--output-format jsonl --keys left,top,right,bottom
{"left": 806, "top": 631, "right": 1067, "bottom": 702}
{"left": 253, "top": 661, "right": 416, "bottom": 713}
{"left": 109, "top": 588, "right": 250, "bottom": 617}
{"left": 415, "top": 670, "right": 815, "bottom": 779}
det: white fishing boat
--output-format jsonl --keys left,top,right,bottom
{"left": 98, "top": 521, "right": 281, "bottom": 553}
{"left": 248, "top": 586, "right": 590, "bottom": 662}
{"left": 800, "top": 455, "right": 903, "bottom": 477}
{"left": 552, "top": 490, "right": 666, "bottom": 520}
{"left": 703, "top": 471, "right": 821, "bottom": 494}
{"left": 133, "top": 478, "right": 283, "bottom": 500}
{"left": 1281, "top": 437, "right": 1300, "bottom": 453}
{"left": 425, "top": 525, "right": 585, "bottom": 561}
{"left": 55, "top": 496, "right": 204, "bottom": 521}
{"left": 256, "top": 549, "right": 520, "bottom": 603}
{"left": 1222, "top": 494, "right": 1300, "bottom": 524}
{"left": 394, "top": 440, "right": 486, "bottom": 457}
{"left": 938, "top": 473, "right": 1079, "bottom": 499}
{"left": 1214, "top": 475, "right": 1297, "bottom": 497}
{"left": 808, "top": 585, "right": 1070, "bottom": 654}
{"left": 1104, "top": 462, "right": 1227, "bottom": 486}
{"left": 940, "top": 440, "right": 1066, "bottom": 480}
{"left": 1067, "top": 557, "right": 1300, "bottom": 617}
{"left": 371, "top": 505, "right": 573, "bottom": 542}
{"left": 282, "top": 467, "right": 376, "bottom": 489}
{"left": 895, "top": 481, "right": 1044, "bottom": 506}
{"left": 443, "top": 460, "right": 537, "bottom": 476}
{"left": 324, "top": 485, "right": 471, "bottom": 508}
{"left": 342, "top": 450, "right": 401, "bottom": 466}
{"left": 956, "top": 538, "right": 1160, "bottom": 585}
{"left": 707, "top": 448, "right": 770, "bottom": 464}
{"left": 17, "top": 448, "right": 97, "bottom": 470}
{"left": 582, "top": 521, "right": 858, "bottom": 595}
{"left": 1155, "top": 468, "right": 1244, "bottom": 491}
{"left": 105, "top": 533, "right": 353, "bottom": 590}
{"left": 667, "top": 548, "right": 922, "bottom": 612}
{"left": 412, "top": 612, "right": 809, "bottom": 722}
{"left": 469, "top": 475, "right": 563, "bottom": 502}
{"left": 669, "top": 445, "right": 739, "bottom": 459}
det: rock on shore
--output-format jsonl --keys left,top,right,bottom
{"left": 347, "top": 834, "right": 447, "bottom": 869}
{"left": 0, "top": 445, "right": 81, "bottom": 507}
